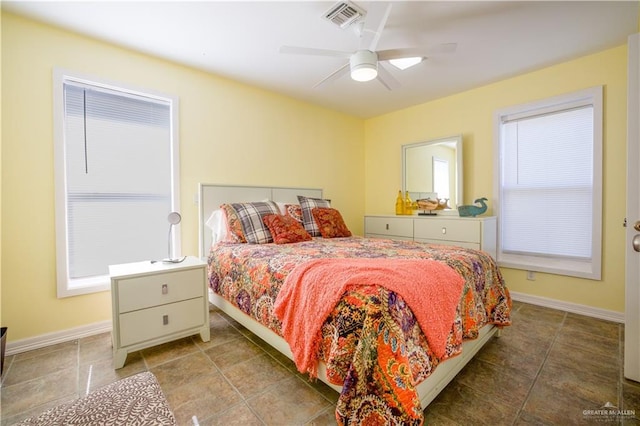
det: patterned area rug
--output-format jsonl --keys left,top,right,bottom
{"left": 16, "top": 371, "right": 177, "bottom": 425}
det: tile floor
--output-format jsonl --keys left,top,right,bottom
{"left": 1, "top": 301, "right": 639, "bottom": 425}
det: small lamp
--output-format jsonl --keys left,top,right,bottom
{"left": 163, "top": 212, "right": 185, "bottom": 263}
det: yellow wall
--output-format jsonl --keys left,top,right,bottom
{"left": 1, "top": 13, "right": 364, "bottom": 342}
{"left": 0, "top": 10, "right": 633, "bottom": 344}
{"left": 365, "top": 45, "right": 628, "bottom": 313}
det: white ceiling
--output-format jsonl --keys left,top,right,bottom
{"left": 4, "top": 1, "right": 638, "bottom": 118}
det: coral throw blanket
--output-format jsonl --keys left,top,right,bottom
{"left": 274, "top": 257, "right": 464, "bottom": 377}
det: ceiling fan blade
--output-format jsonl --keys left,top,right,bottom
{"left": 280, "top": 45, "right": 351, "bottom": 58}
{"left": 377, "top": 43, "right": 457, "bottom": 61}
{"left": 313, "top": 62, "right": 350, "bottom": 88}
{"left": 376, "top": 63, "right": 400, "bottom": 91}
{"left": 378, "top": 48, "right": 429, "bottom": 61}
{"left": 426, "top": 42, "right": 458, "bottom": 55}
{"left": 358, "top": 2, "right": 392, "bottom": 51}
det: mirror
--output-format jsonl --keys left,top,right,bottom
{"left": 402, "top": 135, "right": 463, "bottom": 210}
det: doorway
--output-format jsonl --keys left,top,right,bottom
{"left": 625, "top": 32, "right": 640, "bottom": 382}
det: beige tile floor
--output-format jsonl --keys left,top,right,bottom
{"left": 1, "top": 301, "right": 639, "bottom": 425}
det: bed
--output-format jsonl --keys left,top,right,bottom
{"left": 198, "top": 184, "right": 511, "bottom": 425}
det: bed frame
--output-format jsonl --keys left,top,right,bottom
{"left": 198, "top": 183, "right": 498, "bottom": 408}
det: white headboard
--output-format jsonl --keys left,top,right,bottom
{"left": 198, "top": 184, "right": 323, "bottom": 258}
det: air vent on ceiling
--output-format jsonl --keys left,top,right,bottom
{"left": 323, "top": 1, "right": 366, "bottom": 29}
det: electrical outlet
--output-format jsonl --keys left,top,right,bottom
{"left": 526, "top": 271, "right": 536, "bottom": 281}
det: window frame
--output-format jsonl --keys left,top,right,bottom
{"left": 493, "top": 86, "right": 603, "bottom": 280}
{"left": 53, "top": 68, "right": 180, "bottom": 297}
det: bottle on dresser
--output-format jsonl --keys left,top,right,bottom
{"left": 395, "top": 190, "right": 404, "bottom": 215}
{"left": 404, "top": 191, "right": 413, "bottom": 215}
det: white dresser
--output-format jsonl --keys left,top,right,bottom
{"left": 364, "top": 215, "right": 497, "bottom": 258}
{"left": 110, "top": 256, "right": 210, "bottom": 369}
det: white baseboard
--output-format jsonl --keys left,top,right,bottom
{"left": 5, "top": 320, "right": 112, "bottom": 356}
{"left": 510, "top": 291, "right": 624, "bottom": 323}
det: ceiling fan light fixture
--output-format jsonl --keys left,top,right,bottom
{"left": 351, "top": 64, "right": 377, "bottom": 82}
{"left": 389, "top": 57, "right": 423, "bottom": 70}
{"left": 350, "top": 50, "right": 378, "bottom": 82}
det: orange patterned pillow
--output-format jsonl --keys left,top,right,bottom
{"left": 262, "top": 214, "right": 312, "bottom": 244}
{"left": 311, "top": 207, "right": 352, "bottom": 238}
{"left": 220, "top": 204, "right": 246, "bottom": 243}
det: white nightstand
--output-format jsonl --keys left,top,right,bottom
{"left": 109, "top": 256, "right": 211, "bottom": 369}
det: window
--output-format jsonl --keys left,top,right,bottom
{"left": 432, "top": 157, "right": 450, "bottom": 200}
{"left": 54, "top": 70, "right": 180, "bottom": 297}
{"left": 494, "top": 86, "right": 602, "bottom": 279}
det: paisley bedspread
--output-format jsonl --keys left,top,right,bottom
{"left": 207, "top": 237, "right": 511, "bottom": 425}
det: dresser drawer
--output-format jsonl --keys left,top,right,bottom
{"left": 118, "top": 297, "right": 205, "bottom": 347}
{"left": 413, "top": 238, "right": 481, "bottom": 251}
{"left": 414, "top": 219, "right": 480, "bottom": 243}
{"left": 117, "top": 268, "right": 204, "bottom": 313}
{"left": 364, "top": 216, "right": 413, "bottom": 238}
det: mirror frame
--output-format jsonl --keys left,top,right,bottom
{"left": 402, "top": 135, "right": 463, "bottom": 209}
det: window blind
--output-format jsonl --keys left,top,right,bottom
{"left": 500, "top": 106, "right": 593, "bottom": 260}
{"left": 63, "top": 82, "right": 172, "bottom": 280}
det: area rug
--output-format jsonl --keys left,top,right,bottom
{"left": 15, "top": 371, "right": 177, "bottom": 425}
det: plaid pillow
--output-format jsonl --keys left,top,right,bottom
{"left": 297, "top": 195, "right": 331, "bottom": 237}
{"left": 230, "top": 201, "right": 280, "bottom": 244}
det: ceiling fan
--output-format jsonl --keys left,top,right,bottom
{"left": 280, "top": 2, "right": 457, "bottom": 90}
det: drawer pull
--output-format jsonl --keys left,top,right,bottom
{"left": 163, "top": 314, "right": 169, "bottom": 325}
{"left": 386, "top": 224, "right": 389, "bottom": 230}
{"left": 162, "top": 284, "right": 168, "bottom": 295}
{"left": 442, "top": 227, "right": 447, "bottom": 235}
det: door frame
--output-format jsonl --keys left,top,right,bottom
{"left": 625, "top": 32, "right": 640, "bottom": 382}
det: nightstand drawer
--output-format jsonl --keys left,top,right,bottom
{"left": 414, "top": 219, "right": 480, "bottom": 243}
{"left": 118, "top": 297, "right": 205, "bottom": 347}
{"left": 117, "top": 268, "right": 203, "bottom": 313}
{"left": 364, "top": 216, "right": 413, "bottom": 238}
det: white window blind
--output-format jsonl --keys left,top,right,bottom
{"left": 432, "top": 157, "right": 450, "bottom": 200}
{"left": 55, "top": 71, "right": 179, "bottom": 297}
{"left": 495, "top": 87, "right": 602, "bottom": 279}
